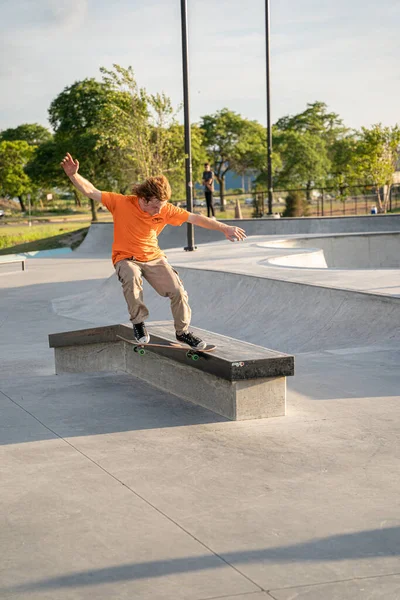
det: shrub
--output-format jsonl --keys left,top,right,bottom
{"left": 282, "top": 192, "right": 309, "bottom": 217}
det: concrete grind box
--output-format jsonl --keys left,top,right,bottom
{"left": 50, "top": 324, "right": 294, "bottom": 421}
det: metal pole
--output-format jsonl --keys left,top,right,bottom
{"left": 27, "top": 193, "right": 32, "bottom": 227}
{"left": 265, "top": 0, "right": 273, "bottom": 215}
{"left": 180, "top": 0, "right": 196, "bottom": 251}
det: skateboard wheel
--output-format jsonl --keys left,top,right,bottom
{"left": 134, "top": 346, "right": 146, "bottom": 355}
{"left": 190, "top": 353, "right": 199, "bottom": 361}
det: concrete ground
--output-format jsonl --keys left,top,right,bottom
{"left": 1, "top": 226, "right": 400, "bottom": 600}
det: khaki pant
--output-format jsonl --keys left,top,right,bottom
{"left": 115, "top": 257, "right": 191, "bottom": 334}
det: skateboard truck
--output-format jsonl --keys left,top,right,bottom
{"left": 134, "top": 344, "right": 201, "bottom": 361}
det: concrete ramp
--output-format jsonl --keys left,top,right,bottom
{"left": 52, "top": 267, "right": 400, "bottom": 355}
{"left": 74, "top": 222, "right": 114, "bottom": 257}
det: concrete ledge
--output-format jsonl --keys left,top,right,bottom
{"left": 49, "top": 323, "right": 294, "bottom": 420}
{"left": 0, "top": 254, "right": 26, "bottom": 271}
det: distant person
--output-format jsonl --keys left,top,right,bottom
{"left": 60, "top": 153, "right": 246, "bottom": 349}
{"left": 202, "top": 163, "right": 215, "bottom": 218}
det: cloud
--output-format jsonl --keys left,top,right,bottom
{"left": 0, "top": 0, "right": 88, "bottom": 32}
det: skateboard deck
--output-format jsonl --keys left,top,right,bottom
{"left": 117, "top": 335, "right": 216, "bottom": 361}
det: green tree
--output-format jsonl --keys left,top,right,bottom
{"left": 230, "top": 120, "right": 271, "bottom": 186}
{"left": 328, "top": 134, "right": 361, "bottom": 205}
{"left": 274, "top": 129, "right": 331, "bottom": 199}
{"left": 352, "top": 124, "right": 400, "bottom": 213}
{"left": 275, "top": 101, "right": 347, "bottom": 146}
{"left": 25, "top": 138, "right": 72, "bottom": 205}
{"left": 98, "top": 65, "right": 185, "bottom": 187}
{"left": 0, "top": 140, "right": 35, "bottom": 211}
{"left": 48, "top": 76, "right": 122, "bottom": 219}
{"left": 1, "top": 123, "right": 54, "bottom": 211}
{"left": 200, "top": 108, "right": 263, "bottom": 210}
{"left": 44, "top": 65, "right": 216, "bottom": 213}
{"left": 274, "top": 101, "right": 347, "bottom": 197}
{"left": 0, "top": 123, "right": 52, "bottom": 146}
{"left": 50, "top": 65, "right": 192, "bottom": 214}
{"left": 97, "top": 64, "right": 207, "bottom": 200}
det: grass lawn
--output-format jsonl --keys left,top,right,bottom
{"left": 0, "top": 222, "right": 90, "bottom": 255}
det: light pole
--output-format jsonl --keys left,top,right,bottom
{"left": 27, "top": 193, "right": 32, "bottom": 226}
{"left": 180, "top": 0, "right": 196, "bottom": 251}
{"left": 265, "top": 0, "right": 273, "bottom": 215}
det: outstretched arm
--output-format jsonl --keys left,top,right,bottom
{"left": 60, "top": 153, "right": 101, "bottom": 203}
{"left": 187, "top": 213, "right": 246, "bottom": 242}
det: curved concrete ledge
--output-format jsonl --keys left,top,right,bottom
{"left": 258, "top": 232, "right": 400, "bottom": 269}
{"left": 262, "top": 248, "right": 328, "bottom": 269}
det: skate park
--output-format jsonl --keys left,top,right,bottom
{"left": 1, "top": 214, "right": 400, "bottom": 599}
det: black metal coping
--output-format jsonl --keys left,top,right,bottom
{"left": 48, "top": 323, "right": 295, "bottom": 382}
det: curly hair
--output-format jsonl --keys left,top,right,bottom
{"left": 132, "top": 175, "right": 171, "bottom": 203}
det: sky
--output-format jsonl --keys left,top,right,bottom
{"left": 0, "top": 0, "right": 399, "bottom": 132}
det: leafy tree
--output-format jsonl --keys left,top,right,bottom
{"left": 352, "top": 124, "right": 400, "bottom": 213}
{"left": 1, "top": 123, "right": 55, "bottom": 211}
{"left": 0, "top": 141, "right": 35, "bottom": 211}
{"left": 200, "top": 109, "right": 264, "bottom": 210}
{"left": 98, "top": 65, "right": 179, "bottom": 184}
{"left": 48, "top": 76, "right": 123, "bottom": 219}
{"left": 230, "top": 120, "right": 266, "bottom": 173}
{"left": 48, "top": 77, "right": 115, "bottom": 186}
{"left": 275, "top": 101, "right": 347, "bottom": 146}
{"left": 330, "top": 135, "right": 358, "bottom": 185}
{"left": 25, "top": 138, "right": 72, "bottom": 205}
{"left": 0, "top": 123, "right": 52, "bottom": 146}
{"left": 328, "top": 134, "right": 362, "bottom": 204}
{"left": 96, "top": 64, "right": 207, "bottom": 200}
{"left": 274, "top": 101, "right": 348, "bottom": 197}
{"left": 48, "top": 65, "right": 195, "bottom": 214}
{"left": 274, "top": 129, "right": 331, "bottom": 199}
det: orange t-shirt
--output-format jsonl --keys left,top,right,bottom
{"left": 101, "top": 192, "right": 189, "bottom": 264}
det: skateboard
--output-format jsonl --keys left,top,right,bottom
{"left": 117, "top": 335, "right": 216, "bottom": 361}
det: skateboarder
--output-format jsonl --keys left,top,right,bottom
{"left": 61, "top": 153, "right": 246, "bottom": 349}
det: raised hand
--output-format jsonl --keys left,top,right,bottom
{"left": 60, "top": 152, "right": 79, "bottom": 177}
{"left": 224, "top": 225, "right": 247, "bottom": 242}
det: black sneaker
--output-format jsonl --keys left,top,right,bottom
{"left": 133, "top": 322, "right": 150, "bottom": 344}
{"left": 176, "top": 331, "right": 206, "bottom": 350}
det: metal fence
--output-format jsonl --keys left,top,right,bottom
{"left": 189, "top": 184, "right": 400, "bottom": 218}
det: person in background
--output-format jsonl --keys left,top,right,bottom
{"left": 202, "top": 162, "right": 215, "bottom": 219}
